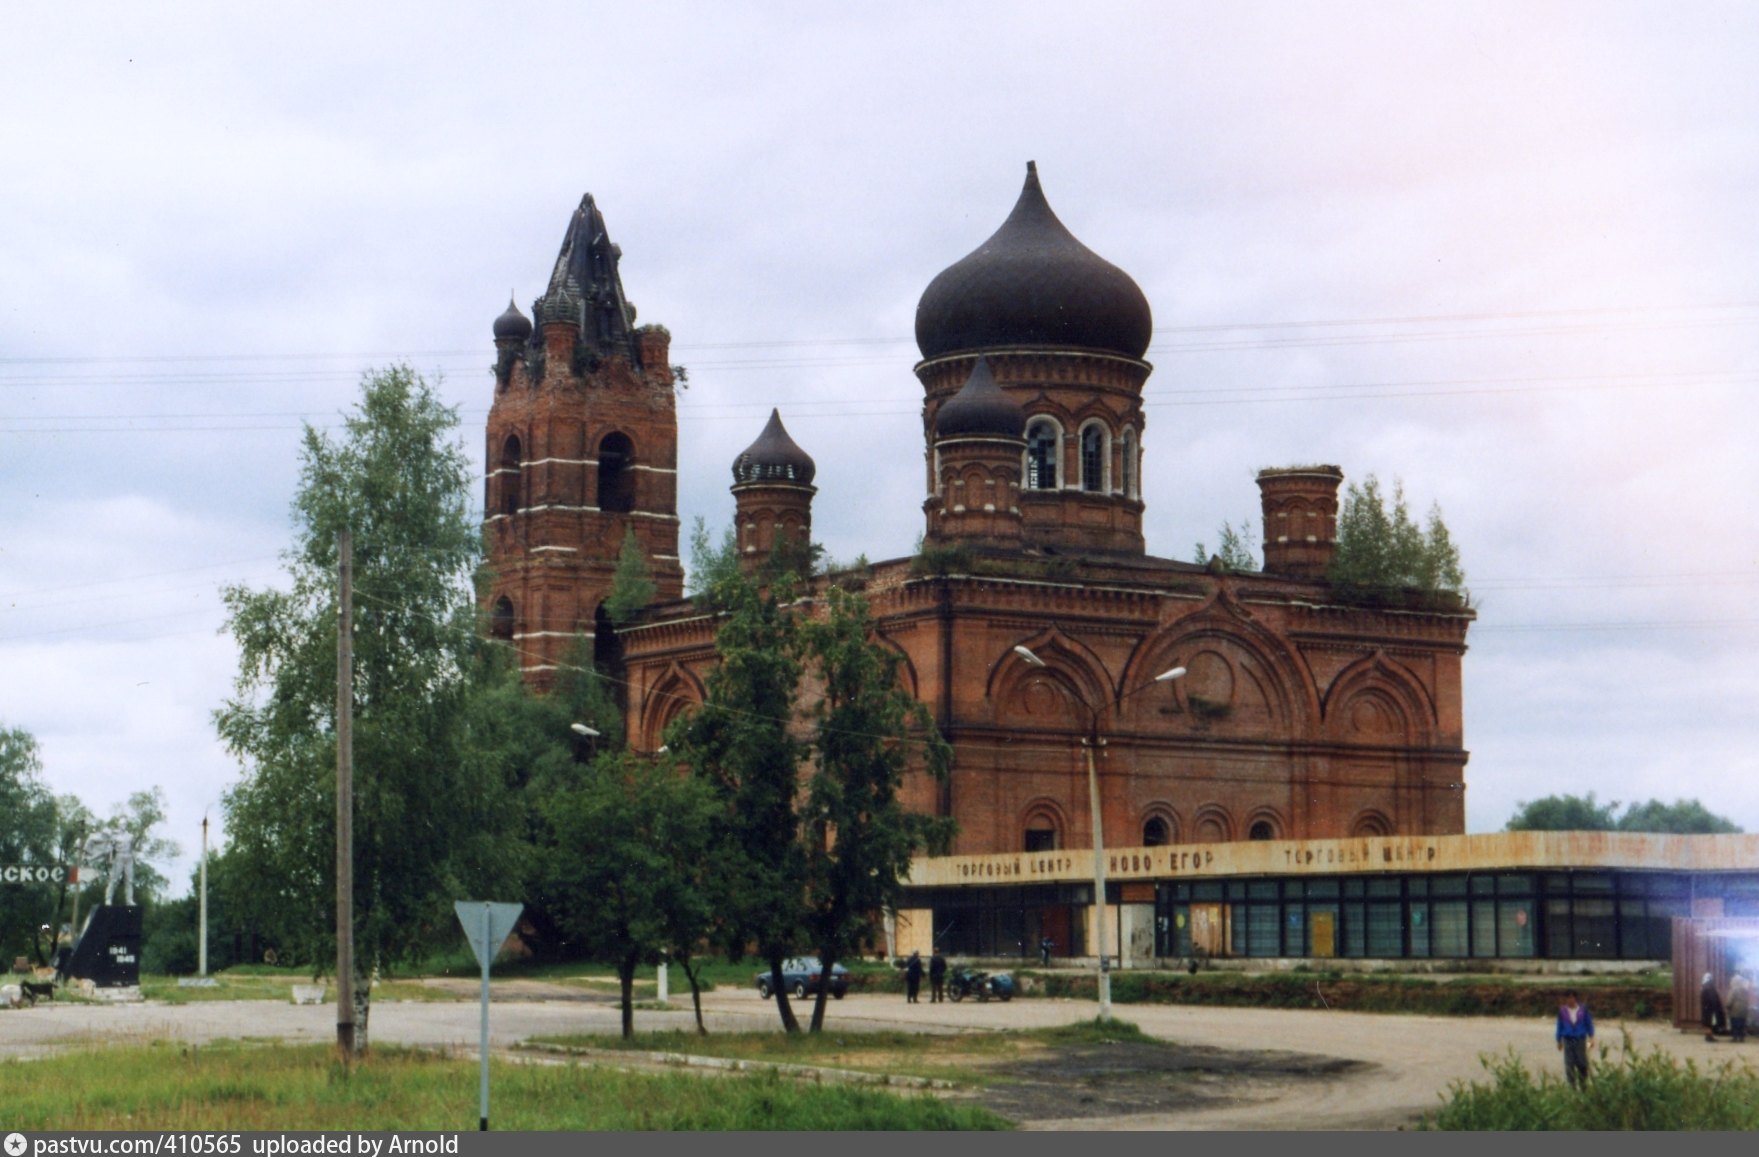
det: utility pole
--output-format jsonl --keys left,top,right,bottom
{"left": 336, "top": 529, "right": 356, "bottom": 1056}
{"left": 198, "top": 813, "right": 209, "bottom": 978}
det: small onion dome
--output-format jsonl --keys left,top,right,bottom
{"left": 493, "top": 295, "right": 532, "bottom": 341}
{"left": 915, "top": 161, "right": 1152, "bottom": 361}
{"left": 935, "top": 357, "right": 1025, "bottom": 439}
{"left": 733, "top": 408, "right": 816, "bottom": 485}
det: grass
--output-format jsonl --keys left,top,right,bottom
{"left": 1031, "top": 969, "right": 1670, "bottom": 1018}
{"left": 1423, "top": 1030, "right": 1759, "bottom": 1130}
{"left": 0, "top": 1040, "right": 1008, "bottom": 1131}
{"left": 137, "top": 959, "right": 1672, "bottom": 1020}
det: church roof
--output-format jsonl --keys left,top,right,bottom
{"left": 531, "top": 193, "right": 642, "bottom": 364}
{"left": 733, "top": 409, "right": 816, "bottom": 486}
{"left": 492, "top": 294, "right": 532, "bottom": 341}
{"left": 914, "top": 162, "right": 1153, "bottom": 361}
{"left": 935, "top": 357, "right": 1025, "bottom": 439}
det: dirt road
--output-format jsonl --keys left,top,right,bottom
{"left": 2, "top": 985, "right": 1746, "bottom": 1130}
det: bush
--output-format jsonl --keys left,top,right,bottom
{"left": 1426, "top": 1031, "right": 1759, "bottom": 1130}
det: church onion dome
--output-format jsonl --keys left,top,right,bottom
{"left": 935, "top": 357, "right": 1025, "bottom": 439}
{"left": 733, "top": 408, "right": 816, "bottom": 486}
{"left": 914, "top": 161, "right": 1153, "bottom": 361}
{"left": 493, "top": 295, "right": 532, "bottom": 341}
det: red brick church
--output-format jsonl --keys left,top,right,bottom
{"left": 482, "top": 165, "right": 1474, "bottom": 865}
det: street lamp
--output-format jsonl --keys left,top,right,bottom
{"left": 570, "top": 723, "right": 600, "bottom": 737}
{"left": 1012, "top": 645, "right": 1186, "bottom": 1020}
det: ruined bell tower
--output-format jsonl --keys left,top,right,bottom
{"left": 482, "top": 194, "right": 683, "bottom": 685}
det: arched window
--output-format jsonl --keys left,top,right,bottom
{"left": 597, "top": 432, "right": 635, "bottom": 513}
{"left": 1142, "top": 817, "right": 1170, "bottom": 847}
{"left": 1025, "top": 419, "right": 1059, "bottom": 490}
{"left": 1121, "top": 427, "right": 1138, "bottom": 500}
{"left": 490, "top": 596, "right": 515, "bottom": 640}
{"left": 1248, "top": 820, "right": 1275, "bottom": 841}
{"left": 1079, "top": 422, "right": 1108, "bottom": 493}
{"left": 1352, "top": 812, "right": 1393, "bottom": 838}
{"left": 1024, "top": 813, "right": 1059, "bottom": 852}
{"left": 499, "top": 436, "right": 522, "bottom": 517}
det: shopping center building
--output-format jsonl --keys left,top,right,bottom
{"left": 896, "top": 832, "right": 1759, "bottom": 967}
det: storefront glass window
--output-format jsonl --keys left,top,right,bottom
{"left": 1545, "top": 898, "right": 1573, "bottom": 957}
{"left": 1432, "top": 900, "right": 1469, "bottom": 956}
{"left": 1471, "top": 900, "right": 1497, "bottom": 956}
{"left": 1498, "top": 898, "right": 1536, "bottom": 957}
{"left": 1367, "top": 902, "right": 1403, "bottom": 956}
{"left": 1573, "top": 897, "right": 1616, "bottom": 957}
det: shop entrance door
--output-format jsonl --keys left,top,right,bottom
{"left": 1311, "top": 910, "right": 1336, "bottom": 957}
{"left": 1190, "top": 903, "right": 1226, "bottom": 957}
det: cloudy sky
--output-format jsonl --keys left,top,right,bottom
{"left": 4, "top": 2, "right": 1757, "bottom": 892}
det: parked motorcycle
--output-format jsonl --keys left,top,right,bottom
{"left": 947, "top": 966, "right": 1014, "bottom": 1002}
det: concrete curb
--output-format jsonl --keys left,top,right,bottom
{"left": 519, "top": 1041, "right": 957, "bottom": 1089}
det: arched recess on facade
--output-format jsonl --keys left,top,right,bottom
{"left": 872, "top": 631, "right": 920, "bottom": 700}
{"left": 1351, "top": 808, "right": 1394, "bottom": 838}
{"left": 597, "top": 431, "right": 636, "bottom": 513}
{"left": 499, "top": 434, "right": 522, "bottom": 517}
{"left": 1192, "top": 804, "right": 1234, "bottom": 844}
{"left": 987, "top": 628, "right": 1112, "bottom": 731}
{"left": 1119, "top": 426, "right": 1139, "bottom": 501}
{"left": 1139, "top": 803, "right": 1180, "bottom": 848}
{"left": 1321, "top": 652, "right": 1435, "bottom": 747}
{"left": 1245, "top": 806, "right": 1286, "bottom": 841}
{"left": 1021, "top": 798, "right": 1070, "bottom": 853}
{"left": 640, "top": 662, "right": 705, "bottom": 755}
{"left": 490, "top": 595, "right": 515, "bottom": 640}
{"left": 1122, "top": 610, "right": 1312, "bottom": 740}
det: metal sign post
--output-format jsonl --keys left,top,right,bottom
{"left": 454, "top": 900, "right": 523, "bottom": 1132}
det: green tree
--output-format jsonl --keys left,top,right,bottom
{"left": 1193, "top": 520, "right": 1258, "bottom": 572}
{"left": 1328, "top": 475, "right": 1465, "bottom": 603}
{"left": 684, "top": 516, "right": 742, "bottom": 606}
{"left": 603, "top": 527, "right": 657, "bottom": 626}
{"left": 1505, "top": 793, "right": 1621, "bottom": 832}
{"left": 672, "top": 569, "right": 810, "bottom": 1032}
{"left": 0, "top": 724, "right": 64, "bottom": 964}
{"left": 797, "top": 587, "right": 953, "bottom": 1032}
{"left": 1617, "top": 799, "right": 1742, "bottom": 835}
{"left": 541, "top": 749, "right": 718, "bottom": 1038}
{"left": 215, "top": 365, "right": 520, "bottom": 1048}
{"left": 1505, "top": 793, "right": 1742, "bottom": 834}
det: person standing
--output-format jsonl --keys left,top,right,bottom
{"left": 904, "top": 950, "right": 923, "bottom": 1004}
{"left": 1702, "top": 972, "right": 1727, "bottom": 1041}
{"left": 1039, "top": 936, "right": 1053, "bottom": 966}
{"left": 1727, "top": 973, "right": 1750, "bottom": 1043}
{"left": 929, "top": 949, "right": 947, "bottom": 1003}
{"left": 1556, "top": 989, "right": 1596, "bottom": 1088}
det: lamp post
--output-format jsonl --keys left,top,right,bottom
{"left": 1012, "top": 645, "right": 1185, "bottom": 1020}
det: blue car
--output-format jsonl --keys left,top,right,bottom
{"left": 754, "top": 956, "right": 850, "bottom": 1000}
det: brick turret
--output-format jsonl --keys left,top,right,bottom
{"left": 731, "top": 409, "right": 816, "bottom": 575}
{"left": 1256, "top": 466, "right": 1344, "bottom": 579}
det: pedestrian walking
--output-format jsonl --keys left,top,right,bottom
{"left": 1556, "top": 988, "right": 1596, "bottom": 1088}
{"left": 904, "top": 950, "right": 923, "bottom": 1003}
{"left": 1702, "top": 972, "right": 1727, "bottom": 1041}
{"left": 1727, "top": 973, "right": 1750, "bottom": 1043}
{"left": 1039, "top": 936, "right": 1053, "bottom": 966}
